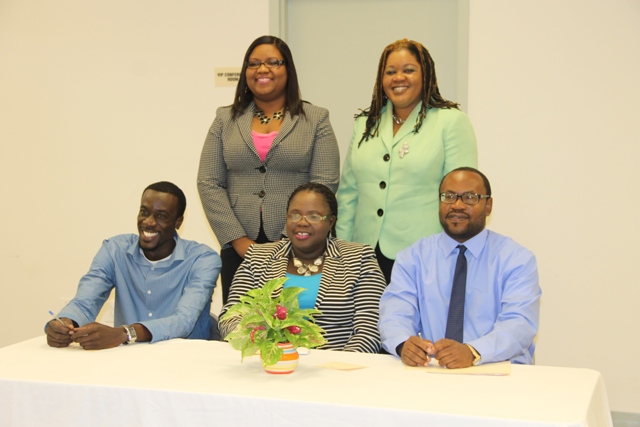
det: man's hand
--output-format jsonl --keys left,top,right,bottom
{"left": 433, "top": 338, "right": 474, "bottom": 368}
{"left": 70, "top": 322, "right": 127, "bottom": 350}
{"left": 400, "top": 335, "right": 436, "bottom": 367}
{"left": 45, "top": 318, "right": 75, "bottom": 348}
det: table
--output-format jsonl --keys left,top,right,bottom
{"left": 0, "top": 337, "right": 613, "bottom": 427}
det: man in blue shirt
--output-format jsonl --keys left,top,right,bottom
{"left": 379, "top": 167, "right": 540, "bottom": 368}
{"left": 45, "top": 181, "right": 221, "bottom": 350}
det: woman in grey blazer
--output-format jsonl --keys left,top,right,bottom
{"left": 219, "top": 183, "right": 386, "bottom": 353}
{"left": 197, "top": 36, "right": 340, "bottom": 304}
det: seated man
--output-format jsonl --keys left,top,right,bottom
{"left": 45, "top": 181, "right": 221, "bottom": 350}
{"left": 379, "top": 167, "right": 541, "bottom": 368}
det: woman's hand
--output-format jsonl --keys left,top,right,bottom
{"left": 231, "top": 236, "right": 256, "bottom": 258}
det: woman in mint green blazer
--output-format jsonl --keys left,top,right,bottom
{"left": 336, "top": 39, "right": 477, "bottom": 283}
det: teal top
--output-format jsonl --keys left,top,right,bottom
{"left": 285, "top": 273, "right": 322, "bottom": 309}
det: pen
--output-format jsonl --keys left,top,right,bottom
{"left": 48, "top": 310, "right": 66, "bottom": 327}
{"left": 418, "top": 332, "right": 435, "bottom": 360}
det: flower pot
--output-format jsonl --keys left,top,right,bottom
{"left": 262, "top": 342, "right": 299, "bottom": 374}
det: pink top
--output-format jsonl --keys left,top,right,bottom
{"left": 251, "top": 130, "right": 278, "bottom": 162}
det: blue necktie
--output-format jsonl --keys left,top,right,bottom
{"left": 445, "top": 245, "right": 467, "bottom": 342}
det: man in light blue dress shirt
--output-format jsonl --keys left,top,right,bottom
{"left": 379, "top": 168, "right": 541, "bottom": 368}
{"left": 45, "top": 182, "right": 221, "bottom": 350}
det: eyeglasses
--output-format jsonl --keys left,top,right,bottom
{"left": 246, "top": 58, "right": 286, "bottom": 69}
{"left": 440, "top": 192, "right": 490, "bottom": 205}
{"left": 286, "top": 213, "right": 330, "bottom": 224}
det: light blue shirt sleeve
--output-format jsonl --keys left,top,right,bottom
{"left": 379, "top": 230, "right": 541, "bottom": 364}
{"left": 56, "top": 241, "right": 120, "bottom": 327}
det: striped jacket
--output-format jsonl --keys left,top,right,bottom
{"left": 197, "top": 102, "right": 340, "bottom": 248}
{"left": 219, "top": 238, "right": 387, "bottom": 353}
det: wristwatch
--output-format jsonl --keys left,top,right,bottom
{"left": 122, "top": 325, "right": 137, "bottom": 345}
{"left": 466, "top": 344, "right": 481, "bottom": 366}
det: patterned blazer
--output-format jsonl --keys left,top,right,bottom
{"left": 197, "top": 102, "right": 340, "bottom": 248}
{"left": 219, "top": 238, "right": 387, "bottom": 353}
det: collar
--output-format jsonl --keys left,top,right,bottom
{"left": 128, "top": 231, "right": 184, "bottom": 266}
{"left": 440, "top": 228, "right": 489, "bottom": 260}
{"left": 380, "top": 99, "right": 424, "bottom": 149}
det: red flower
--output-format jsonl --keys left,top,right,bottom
{"left": 249, "top": 325, "right": 265, "bottom": 343}
{"left": 274, "top": 304, "right": 288, "bottom": 320}
{"left": 287, "top": 325, "right": 301, "bottom": 335}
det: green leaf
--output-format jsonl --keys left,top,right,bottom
{"left": 259, "top": 341, "right": 283, "bottom": 367}
{"left": 240, "top": 344, "right": 259, "bottom": 360}
{"left": 281, "top": 286, "right": 304, "bottom": 304}
{"left": 226, "top": 333, "right": 250, "bottom": 352}
{"left": 262, "top": 277, "right": 286, "bottom": 296}
{"left": 242, "top": 313, "right": 266, "bottom": 325}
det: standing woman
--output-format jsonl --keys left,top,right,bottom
{"left": 337, "top": 39, "right": 477, "bottom": 283}
{"left": 198, "top": 36, "right": 340, "bottom": 304}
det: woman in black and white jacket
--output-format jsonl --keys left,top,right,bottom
{"left": 219, "top": 183, "right": 386, "bottom": 353}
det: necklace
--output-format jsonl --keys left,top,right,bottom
{"left": 392, "top": 114, "right": 406, "bottom": 125}
{"left": 292, "top": 254, "right": 324, "bottom": 276}
{"left": 254, "top": 109, "right": 284, "bottom": 124}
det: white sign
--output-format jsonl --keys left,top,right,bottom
{"left": 215, "top": 67, "right": 242, "bottom": 87}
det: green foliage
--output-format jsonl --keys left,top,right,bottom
{"left": 220, "top": 277, "right": 328, "bottom": 367}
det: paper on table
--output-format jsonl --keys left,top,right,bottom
{"left": 405, "top": 359, "right": 511, "bottom": 376}
{"left": 316, "top": 362, "right": 367, "bottom": 371}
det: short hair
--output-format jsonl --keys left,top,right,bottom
{"left": 231, "top": 35, "right": 305, "bottom": 120}
{"left": 143, "top": 181, "right": 187, "bottom": 217}
{"left": 287, "top": 182, "right": 337, "bottom": 237}
{"left": 357, "top": 39, "right": 459, "bottom": 147}
{"left": 439, "top": 167, "right": 492, "bottom": 197}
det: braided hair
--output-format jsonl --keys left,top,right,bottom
{"left": 357, "top": 39, "right": 459, "bottom": 147}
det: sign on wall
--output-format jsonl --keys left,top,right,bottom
{"left": 215, "top": 67, "right": 242, "bottom": 87}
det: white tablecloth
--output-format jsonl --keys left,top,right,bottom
{"left": 0, "top": 337, "right": 613, "bottom": 427}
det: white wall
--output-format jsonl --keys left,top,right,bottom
{"left": 468, "top": 0, "right": 640, "bottom": 413}
{"left": 0, "top": 0, "right": 268, "bottom": 347}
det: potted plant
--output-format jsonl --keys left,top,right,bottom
{"left": 220, "top": 277, "right": 327, "bottom": 373}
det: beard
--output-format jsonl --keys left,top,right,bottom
{"left": 440, "top": 212, "right": 486, "bottom": 242}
